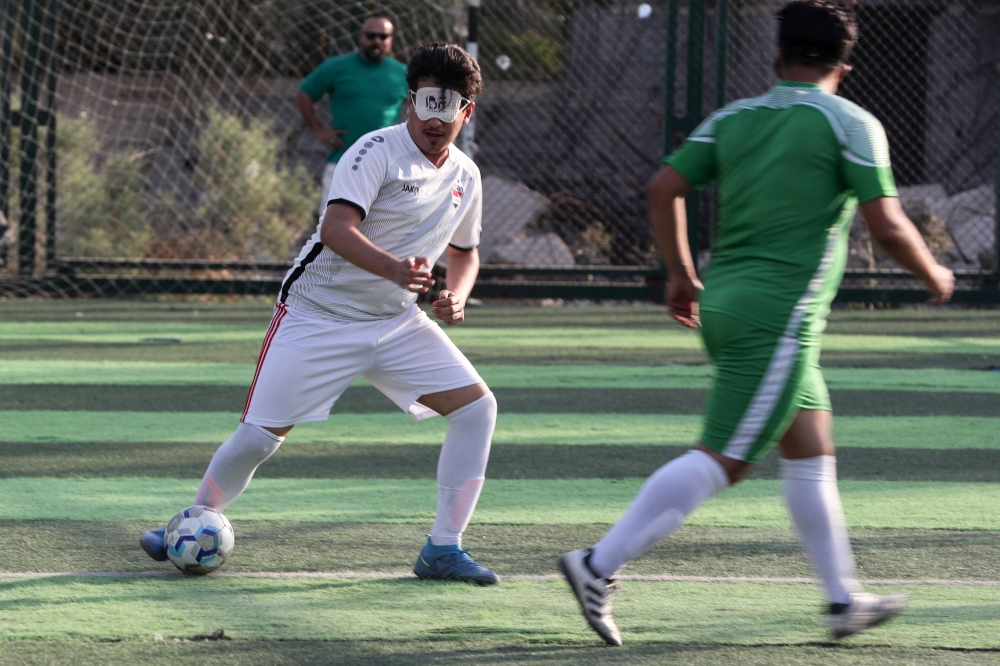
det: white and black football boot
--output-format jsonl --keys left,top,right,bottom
{"left": 558, "top": 548, "right": 622, "bottom": 646}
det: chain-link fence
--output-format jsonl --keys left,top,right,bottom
{"left": 0, "top": 0, "right": 997, "bottom": 301}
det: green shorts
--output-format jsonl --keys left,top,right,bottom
{"left": 699, "top": 310, "right": 831, "bottom": 463}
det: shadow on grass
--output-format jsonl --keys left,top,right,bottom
{"left": 3, "top": 639, "right": 1000, "bottom": 666}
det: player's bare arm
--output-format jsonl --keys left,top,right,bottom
{"left": 646, "top": 165, "right": 704, "bottom": 328}
{"left": 433, "top": 245, "right": 479, "bottom": 326}
{"left": 319, "top": 202, "right": 435, "bottom": 293}
{"left": 295, "top": 89, "right": 345, "bottom": 150}
{"left": 860, "top": 197, "right": 955, "bottom": 305}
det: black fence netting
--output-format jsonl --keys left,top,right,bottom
{"left": 0, "top": 0, "right": 997, "bottom": 300}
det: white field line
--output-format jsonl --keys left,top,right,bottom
{"left": 2, "top": 571, "right": 1000, "bottom": 586}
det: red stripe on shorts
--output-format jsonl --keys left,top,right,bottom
{"left": 241, "top": 302, "right": 288, "bottom": 422}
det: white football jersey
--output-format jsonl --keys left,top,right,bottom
{"left": 279, "top": 122, "right": 482, "bottom": 321}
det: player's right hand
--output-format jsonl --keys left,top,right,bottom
{"left": 923, "top": 264, "right": 955, "bottom": 306}
{"left": 316, "top": 127, "right": 346, "bottom": 150}
{"left": 395, "top": 256, "right": 435, "bottom": 294}
{"left": 666, "top": 274, "right": 704, "bottom": 328}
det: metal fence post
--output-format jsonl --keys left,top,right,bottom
{"left": 684, "top": 0, "right": 705, "bottom": 272}
{"left": 715, "top": 0, "right": 727, "bottom": 110}
{"left": 0, "top": 0, "right": 13, "bottom": 230}
{"left": 994, "top": 59, "right": 1000, "bottom": 284}
{"left": 42, "top": 0, "right": 57, "bottom": 268}
{"left": 17, "top": 0, "right": 41, "bottom": 276}
{"left": 461, "top": 0, "right": 480, "bottom": 159}
{"left": 664, "top": 0, "right": 678, "bottom": 156}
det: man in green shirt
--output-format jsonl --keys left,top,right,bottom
{"left": 560, "top": 1, "right": 954, "bottom": 646}
{"left": 296, "top": 14, "right": 408, "bottom": 216}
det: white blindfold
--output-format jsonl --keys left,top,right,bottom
{"left": 409, "top": 87, "right": 472, "bottom": 123}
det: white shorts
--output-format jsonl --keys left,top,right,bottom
{"left": 319, "top": 161, "right": 338, "bottom": 218}
{"left": 241, "top": 303, "right": 484, "bottom": 427}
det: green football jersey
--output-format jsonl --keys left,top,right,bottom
{"left": 299, "top": 53, "right": 408, "bottom": 163}
{"left": 666, "top": 81, "right": 897, "bottom": 343}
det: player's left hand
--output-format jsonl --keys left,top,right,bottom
{"left": 432, "top": 290, "right": 465, "bottom": 326}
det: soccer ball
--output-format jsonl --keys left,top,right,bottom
{"left": 165, "top": 505, "right": 235, "bottom": 575}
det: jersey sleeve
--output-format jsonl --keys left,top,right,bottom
{"left": 664, "top": 111, "right": 722, "bottom": 188}
{"left": 298, "top": 58, "right": 339, "bottom": 101}
{"left": 449, "top": 171, "right": 482, "bottom": 250}
{"left": 326, "top": 136, "right": 389, "bottom": 219}
{"left": 839, "top": 114, "right": 898, "bottom": 203}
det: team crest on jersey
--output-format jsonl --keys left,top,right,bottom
{"left": 451, "top": 185, "right": 464, "bottom": 208}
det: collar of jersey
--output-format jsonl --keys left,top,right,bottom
{"left": 777, "top": 80, "right": 822, "bottom": 90}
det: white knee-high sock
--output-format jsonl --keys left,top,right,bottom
{"left": 782, "top": 456, "right": 861, "bottom": 605}
{"left": 195, "top": 423, "right": 285, "bottom": 511}
{"left": 589, "top": 449, "right": 729, "bottom": 578}
{"left": 430, "top": 392, "right": 497, "bottom": 547}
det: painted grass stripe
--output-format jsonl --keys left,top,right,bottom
{"left": 4, "top": 571, "right": 1000, "bottom": 586}
{"left": 0, "top": 577, "right": 997, "bottom": 647}
{"left": 2, "top": 478, "right": 998, "bottom": 529}
{"left": 0, "top": 522, "right": 985, "bottom": 578}
{"left": 5, "top": 442, "right": 1000, "bottom": 483}
{"left": 2, "top": 522, "right": 996, "bottom": 580}
{"left": 1, "top": 321, "right": 997, "bottom": 354}
{"left": 1, "top": 641, "right": 996, "bottom": 666}
{"left": 3, "top": 411, "right": 997, "bottom": 449}
{"left": 4, "top": 385, "right": 998, "bottom": 416}
{"left": 2, "top": 361, "right": 999, "bottom": 392}
{"left": 3, "top": 342, "right": 997, "bottom": 370}
{"left": 3, "top": 300, "right": 998, "bottom": 331}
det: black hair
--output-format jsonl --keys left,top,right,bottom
{"left": 776, "top": 1, "right": 859, "bottom": 71}
{"left": 406, "top": 43, "right": 483, "bottom": 101}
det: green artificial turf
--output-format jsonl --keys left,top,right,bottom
{"left": 4, "top": 442, "right": 1000, "bottom": 482}
{"left": 1, "top": 300, "right": 998, "bottom": 662}
{"left": 1, "top": 577, "right": 998, "bottom": 648}
{"left": 3, "top": 641, "right": 1000, "bottom": 666}
{"left": 3, "top": 411, "right": 998, "bottom": 448}
{"left": 3, "top": 361, "right": 998, "bottom": 392}
{"left": 2, "top": 478, "right": 999, "bottom": 529}
{"left": 1, "top": 300, "right": 997, "bottom": 337}
{"left": 3, "top": 340, "right": 998, "bottom": 368}
{"left": 2, "top": 522, "right": 998, "bottom": 581}
{"left": 3, "top": 384, "right": 997, "bottom": 416}
{"left": 2, "top": 320, "right": 998, "bottom": 354}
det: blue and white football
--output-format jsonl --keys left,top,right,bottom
{"left": 165, "top": 505, "right": 235, "bottom": 575}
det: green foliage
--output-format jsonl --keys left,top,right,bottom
{"left": 57, "top": 114, "right": 150, "bottom": 258}
{"left": 181, "top": 107, "right": 318, "bottom": 260}
{"left": 480, "top": 0, "right": 577, "bottom": 81}
{"left": 55, "top": 108, "right": 319, "bottom": 261}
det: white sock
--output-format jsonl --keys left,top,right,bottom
{"left": 194, "top": 423, "right": 285, "bottom": 511}
{"left": 782, "top": 455, "right": 862, "bottom": 605}
{"left": 589, "top": 449, "right": 729, "bottom": 578}
{"left": 430, "top": 392, "right": 497, "bottom": 547}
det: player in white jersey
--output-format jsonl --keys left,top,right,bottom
{"left": 140, "top": 43, "right": 500, "bottom": 585}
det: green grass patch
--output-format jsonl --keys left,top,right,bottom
{"left": 3, "top": 641, "right": 999, "bottom": 666}
{"left": 5, "top": 442, "right": 1000, "bottom": 483}
{"left": 3, "top": 361, "right": 999, "bottom": 393}
{"left": 7, "top": 385, "right": 997, "bottom": 416}
{"left": 3, "top": 412, "right": 998, "bottom": 449}
{"left": 2, "top": 300, "right": 998, "bottom": 336}
{"left": 1, "top": 576, "right": 998, "bottom": 648}
{"left": 2, "top": 478, "right": 999, "bottom": 529}
{"left": 4, "top": 341, "right": 998, "bottom": 369}
{"left": 2, "top": 321, "right": 997, "bottom": 354}
{"left": 2, "top": 522, "right": 998, "bottom": 582}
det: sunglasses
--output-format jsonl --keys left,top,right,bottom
{"left": 364, "top": 32, "right": 392, "bottom": 41}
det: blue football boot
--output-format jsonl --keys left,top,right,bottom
{"left": 413, "top": 536, "right": 500, "bottom": 585}
{"left": 139, "top": 527, "right": 169, "bottom": 562}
